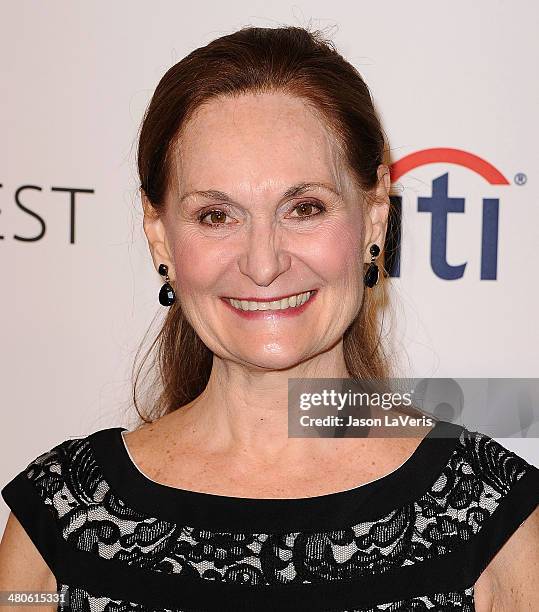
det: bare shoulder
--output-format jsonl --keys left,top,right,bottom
{"left": 121, "top": 412, "right": 190, "bottom": 479}
{"left": 0, "top": 511, "right": 56, "bottom": 593}
{"left": 122, "top": 411, "right": 177, "bottom": 452}
{"left": 488, "top": 505, "right": 539, "bottom": 609}
{"left": 474, "top": 505, "right": 539, "bottom": 611}
{"left": 123, "top": 404, "right": 202, "bottom": 452}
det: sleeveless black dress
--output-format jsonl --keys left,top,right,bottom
{"left": 2, "top": 418, "right": 538, "bottom": 611}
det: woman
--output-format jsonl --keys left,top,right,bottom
{"left": 1, "top": 25, "right": 538, "bottom": 612}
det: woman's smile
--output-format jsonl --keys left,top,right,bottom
{"left": 220, "top": 289, "right": 318, "bottom": 319}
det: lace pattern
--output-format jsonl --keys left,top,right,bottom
{"left": 26, "top": 427, "right": 532, "bottom": 611}
{"left": 57, "top": 583, "right": 475, "bottom": 611}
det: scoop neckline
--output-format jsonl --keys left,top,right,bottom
{"left": 89, "top": 418, "right": 465, "bottom": 531}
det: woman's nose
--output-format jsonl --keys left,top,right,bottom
{"left": 237, "top": 224, "right": 292, "bottom": 286}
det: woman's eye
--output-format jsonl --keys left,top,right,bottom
{"left": 197, "top": 200, "right": 326, "bottom": 228}
{"left": 198, "top": 209, "right": 231, "bottom": 226}
{"left": 289, "top": 201, "right": 326, "bottom": 220}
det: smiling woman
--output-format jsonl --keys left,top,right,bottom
{"left": 1, "top": 24, "right": 538, "bottom": 612}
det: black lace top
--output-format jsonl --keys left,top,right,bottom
{"left": 2, "top": 419, "right": 539, "bottom": 611}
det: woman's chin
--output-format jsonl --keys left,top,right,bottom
{"left": 236, "top": 349, "right": 312, "bottom": 371}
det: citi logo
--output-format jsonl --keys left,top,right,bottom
{"left": 388, "top": 148, "right": 513, "bottom": 281}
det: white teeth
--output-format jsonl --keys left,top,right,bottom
{"left": 228, "top": 291, "right": 314, "bottom": 312}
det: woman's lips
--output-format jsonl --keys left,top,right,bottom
{"left": 222, "top": 289, "right": 317, "bottom": 302}
{"left": 220, "top": 290, "right": 318, "bottom": 319}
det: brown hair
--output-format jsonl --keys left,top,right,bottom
{"left": 133, "top": 25, "right": 399, "bottom": 425}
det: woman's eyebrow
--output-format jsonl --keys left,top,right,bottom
{"left": 179, "top": 182, "right": 341, "bottom": 205}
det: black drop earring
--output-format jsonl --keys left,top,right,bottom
{"left": 158, "top": 263, "right": 176, "bottom": 306}
{"left": 363, "top": 244, "right": 381, "bottom": 288}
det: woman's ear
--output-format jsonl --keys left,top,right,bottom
{"left": 363, "top": 165, "right": 390, "bottom": 263}
{"left": 141, "top": 190, "right": 175, "bottom": 280}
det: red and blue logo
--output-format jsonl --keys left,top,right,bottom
{"left": 389, "top": 148, "right": 511, "bottom": 280}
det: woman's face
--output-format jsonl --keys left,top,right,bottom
{"left": 144, "top": 92, "right": 388, "bottom": 370}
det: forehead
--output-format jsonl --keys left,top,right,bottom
{"left": 171, "top": 92, "right": 351, "bottom": 197}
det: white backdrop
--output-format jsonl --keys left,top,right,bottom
{"left": 2, "top": 1, "right": 538, "bottom": 531}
